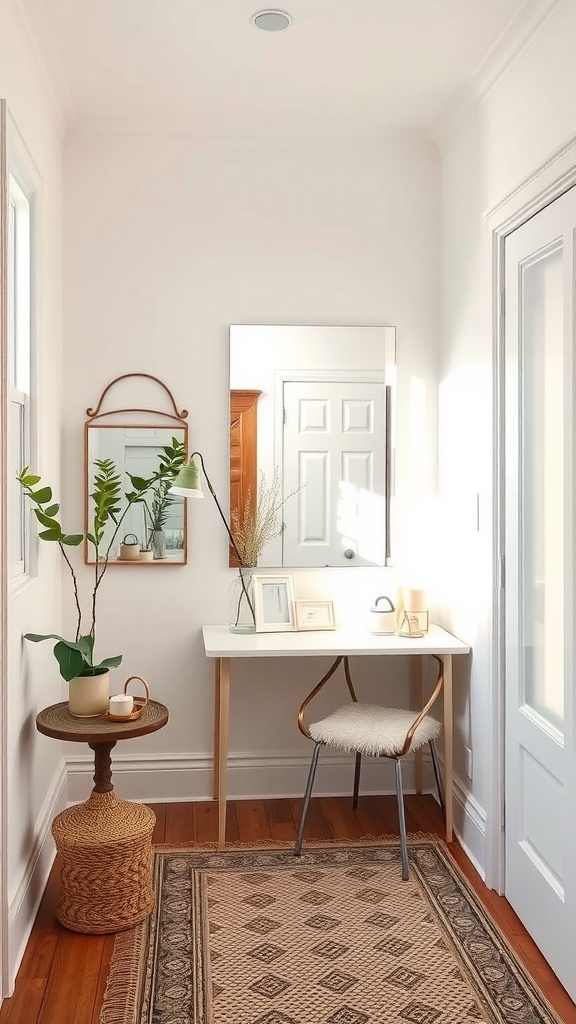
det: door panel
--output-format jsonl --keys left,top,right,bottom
{"left": 298, "top": 452, "right": 329, "bottom": 544}
{"left": 504, "top": 187, "right": 576, "bottom": 999}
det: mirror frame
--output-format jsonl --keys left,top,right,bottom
{"left": 84, "top": 373, "right": 189, "bottom": 566}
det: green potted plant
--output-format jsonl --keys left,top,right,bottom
{"left": 17, "top": 436, "right": 185, "bottom": 715}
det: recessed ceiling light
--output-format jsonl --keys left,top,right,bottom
{"left": 252, "top": 9, "right": 292, "bottom": 31}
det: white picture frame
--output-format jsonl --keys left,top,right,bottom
{"left": 252, "top": 574, "right": 296, "bottom": 632}
{"left": 295, "top": 599, "right": 336, "bottom": 631}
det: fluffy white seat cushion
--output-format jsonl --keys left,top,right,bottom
{"left": 308, "top": 703, "right": 442, "bottom": 757}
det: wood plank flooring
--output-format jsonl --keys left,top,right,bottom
{"left": 1, "top": 795, "right": 575, "bottom": 1024}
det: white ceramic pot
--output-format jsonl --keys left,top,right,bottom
{"left": 369, "top": 595, "right": 397, "bottom": 634}
{"left": 68, "top": 668, "right": 110, "bottom": 718}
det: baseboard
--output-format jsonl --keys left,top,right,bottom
{"left": 64, "top": 749, "right": 440, "bottom": 805}
{"left": 7, "top": 760, "right": 67, "bottom": 994}
{"left": 451, "top": 771, "right": 487, "bottom": 880}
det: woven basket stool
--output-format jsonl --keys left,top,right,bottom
{"left": 51, "top": 790, "right": 156, "bottom": 934}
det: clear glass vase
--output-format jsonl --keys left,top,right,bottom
{"left": 228, "top": 568, "right": 256, "bottom": 633}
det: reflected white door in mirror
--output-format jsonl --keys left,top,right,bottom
{"left": 229, "top": 325, "right": 396, "bottom": 569}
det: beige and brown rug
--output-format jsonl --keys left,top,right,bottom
{"left": 101, "top": 839, "right": 562, "bottom": 1024}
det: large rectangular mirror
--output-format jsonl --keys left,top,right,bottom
{"left": 229, "top": 325, "right": 395, "bottom": 568}
{"left": 85, "top": 425, "right": 187, "bottom": 564}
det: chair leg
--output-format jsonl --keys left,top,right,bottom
{"left": 294, "top": 743, "right": 322, "bottom": 857}
{"left": 394, "top": 758, "right": 409, "bottom": 881}
{"left": 429, "top": 740, "right": 445, "bottom": 820}
{"left": 352, "top": 752, "right": 362, "bottom": 808}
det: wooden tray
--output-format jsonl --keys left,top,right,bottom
{"left": 103, "top": 675, "right": 150, "bottom": 722}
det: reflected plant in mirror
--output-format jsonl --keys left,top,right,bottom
{"left": 229, "top": 325, "right": 396, "bottom": 568}
{"left": 141, "top": 438, "right": 186, "bottom": 559}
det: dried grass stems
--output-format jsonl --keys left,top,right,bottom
{"left": 231, "top": 469, "right": 299, "bottom": 567}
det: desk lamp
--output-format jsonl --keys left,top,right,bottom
{"left": 169, "top": 453, "right": 255, "bottom": 630}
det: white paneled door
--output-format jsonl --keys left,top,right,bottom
{"left": 504, "top": 187, "right": 576, "bottom": 1000}
{"left": 282, "top": 380, "right": 386, "bottom": 566}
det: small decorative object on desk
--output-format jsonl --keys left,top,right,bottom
{"left": 228, "top": 567, "right": 256, "bottom": 633}
{"left": 105, "top": 675, "right": 150, "bottom": 721}
{"left": 369, "top": 595, "right": 396, "bottom": 634}
{"left": 295, "top": 599, "right": 336, "bottom": 631}
{"left": 228, "top": 468, "right": 300, "bottom": 633}
{"left": 398, "top": 587, "right": 429, "bottom": 636}
{"left": 252, "top": 574, "right": 296, "bottom": 632}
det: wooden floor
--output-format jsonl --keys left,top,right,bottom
{"left": 1, "top": 795, "right": 575, "bottom": 1024}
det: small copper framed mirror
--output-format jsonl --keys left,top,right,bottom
{"left": 85, "top": 374, "right": 188, "bottom": 566}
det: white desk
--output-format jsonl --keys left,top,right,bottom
{"left": 202, "top": 624, "right": 470, "bottom": 849}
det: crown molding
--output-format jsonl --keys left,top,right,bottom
{"left": 7, "top": 0, "right": 76, "bottom": 137}
{"left": 432, "top": 0, "right": 561, "bottom": 152}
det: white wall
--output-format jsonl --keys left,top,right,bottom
{"left": 440, "top": 0, "right": 576, "bottom": 878}
{"left": 62, "top": 131, "right": 441, "bottom": 802}
{"left": 0, "top": 0, "right": 65, "bottom": 993}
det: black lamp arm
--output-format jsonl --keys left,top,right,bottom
{"left": 189, "top": 451, "right": 245, "bottom": 567}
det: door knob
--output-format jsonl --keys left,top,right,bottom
{"left": 344, "top": 548, "right": 356, "bottom": 559}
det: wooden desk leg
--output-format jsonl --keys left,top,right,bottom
{"left": 443, "top": 654, "right": 454, "bottom": 842}
{"left": 213, "top": 659, "right": 221, "bottom": 801}
{"left": 216, "top": 657, "right": 230, "bottom": 850}
{"left": 411, "top": 656, "right": 424, "bottom": 794}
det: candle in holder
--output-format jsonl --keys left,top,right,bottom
{"left": 402, "top": 587, "right": 427, "bottom": 612}
{"left": 399, "top": 587, "right": 429, "bottom": 635}
{"left": 109, "top": 693, "right": 134, "bottom": 717}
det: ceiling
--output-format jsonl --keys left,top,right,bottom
{"left": 18, "top": 0, "right": 538, "bottom": 137}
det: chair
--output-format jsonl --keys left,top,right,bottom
{"left": 294, "top": 654, "right": 445, "bottom": 879}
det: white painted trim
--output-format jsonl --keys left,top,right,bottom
{"left": 7, "top": 761, "right": 67, "bottom": 994}
{"left": 487, "top": 133, "right": 576, "bottom": 896}
{"left": 433, "top": 0, "right": 561, "bottom": 150}
{"left": 0, "top": 97, "right": 9, "bottom": 1004}
{"left": 451, "top": 773, "right": 487, "bottom": 882}
{"left": 65, "top": 749, "right": 440, "bottom": 805}
{"left": 486, "top": 133, "right": 576, "bottom": 226}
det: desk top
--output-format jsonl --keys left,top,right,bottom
{"left": 202, "top": 623, "right": 470, "bottom": 659}
{"left": 36, "top": 700, "right": 169, "bottom": 743}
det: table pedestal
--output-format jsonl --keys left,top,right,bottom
{"left": 52, "top": 788, "right": 156, "bottom": 933}
{"left": 35, "top": 701, "right": 169, "bottom": 934}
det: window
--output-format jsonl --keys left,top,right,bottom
{"left": 7, "top": 171, "right": 32, "bottom": 580}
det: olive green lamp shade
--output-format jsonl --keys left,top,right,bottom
{"left": 169, "top": 457, "right": 204, "bottom": 498}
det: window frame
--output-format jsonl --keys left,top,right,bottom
{"left": 6, "top": 135, "right": 38, "bottom": 589}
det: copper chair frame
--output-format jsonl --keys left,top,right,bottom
{"left": 295, "top": 654, "right": 445, "bottom": 879}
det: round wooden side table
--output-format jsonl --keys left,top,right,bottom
{"left": 36, "top": 700, "right": 168, "bottom": 934}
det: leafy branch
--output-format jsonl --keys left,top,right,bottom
{"left": 17, "top": 436, "right": 186, "bottom": 681}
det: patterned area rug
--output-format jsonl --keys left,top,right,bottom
{"left": 100, "top": 839, "right": 561, "bottom": 1024}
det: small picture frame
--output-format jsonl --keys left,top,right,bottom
{"left": 295, "top": 599, "right": 336, "bottom": 631}
{"left": 252, "top": 574, "right": 296, "bottom": 632}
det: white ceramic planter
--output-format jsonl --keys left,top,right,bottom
{"left": 68, "top": 669, "right": 110, "bottom": 718}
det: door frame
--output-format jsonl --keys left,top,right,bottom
{"left": 486, "top": 132, "right": 576, "bottom": 893}
{"left": 0, "top": 98, "right": 9, "bottom": 1000}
